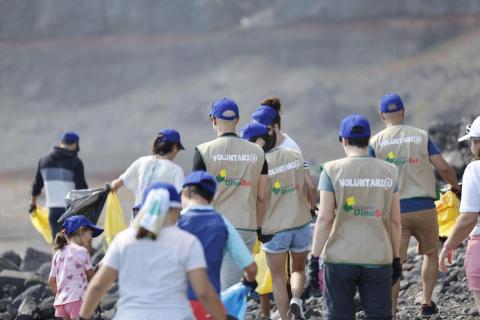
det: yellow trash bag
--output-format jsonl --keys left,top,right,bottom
{"left": 30, "top": 206, "right": 52, "bottom": 244}
{"left": 253, "top": 240, "right": 273, "bottom": 294}
{"left": 104, "top": 191, "right": 127, "bottom": 245}
{"left": 436, "top": 191, "right": 460, "bottom": 237}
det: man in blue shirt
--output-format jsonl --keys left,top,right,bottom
{"left": 369, "top": 93, "right": 460, "bottom": 317}
{"left": 178, "top": 171, "right": 257, "bottom": 319}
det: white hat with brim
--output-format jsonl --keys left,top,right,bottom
{"left": 458, "top": 116, "right": 480, "bottom": 142}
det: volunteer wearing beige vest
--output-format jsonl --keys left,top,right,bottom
{"left": 242, "top": 122, "right": 313, "bottom": 320}
{"left": 311, "top": 114, "right": 401, "bottom": 320}
{"left": 193, "top": 98, "right": 268, "bottom": 290}
{"left": 252, "top": 96, "right": 318, "bottom": 216}
{"left": 369, "top": 93, "right": 460, "bottom": 317}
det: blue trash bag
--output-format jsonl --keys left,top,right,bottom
{"left": 221, "top": 282, "right": 249, "bottom": 320}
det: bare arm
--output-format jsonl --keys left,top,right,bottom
{"left": 188, "top": 268, "right": 227, "bottom": 320}
{"left": 440, "top": 212, "right": 478, "bottom": 272}
{"left": 429, "top": 154, "right": 459, "bottom": 189}
{"left": 48, "top": 277, "right": 57, "bottom": 295}
{"left": 305, "top": 169, "right": 318, "bottom": 210}
{"left": 311, "top": 191, "right": 335, "bottom": 257}
{"left": 390, "top": 192, "right": 401, "bottom": 258}
{"left": 444, "top": 212, "right": 478, "bottom": 249}
{"left": 256, "top": 175, "right": 268, "bottom": 227}
{"left": 243, "top": 262, "right": 257, "bottom": 282}
{"left": 79, "top": 265, "right": 118, "bottom": 319}
{"left": 110, "top": 178, "right": 124, "bottom": 192}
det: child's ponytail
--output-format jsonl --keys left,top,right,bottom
{"left": 53, "top": 229, "right": 68, "bottom": 251}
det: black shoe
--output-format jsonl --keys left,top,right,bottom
{"left": 421, "top": 301, "right": 438, "bottom": 316}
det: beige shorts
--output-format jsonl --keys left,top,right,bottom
{"left": 400, "top": 208, "right": 439, "bottom": 262}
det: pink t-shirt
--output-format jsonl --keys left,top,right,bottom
{"left": 49, "top": 243, "right": 93, "bottom": 306}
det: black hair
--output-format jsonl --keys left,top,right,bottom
{"left": 152, "top": 134, "right": 178, "bottom": 156}
{"left": 136, "top": 227, "right": 157, "bottom": 240}
{"left": 249, "top": 132, "right": 276, "bottom": 153}
{"left": 340, "top": 126, "right": 370, "bottom": 148}
{"left": 183, "top": 185, "right": 214, "bottom": 203}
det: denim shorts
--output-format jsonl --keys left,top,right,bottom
{"left": 262, "top": 224, "right": 311, "bottom": 254}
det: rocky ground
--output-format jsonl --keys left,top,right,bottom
{"left": 0, "top": 242, "right": 477, "bottom": 319}
{"left": 0, "top": 120, "right": 477, "bottom": 319}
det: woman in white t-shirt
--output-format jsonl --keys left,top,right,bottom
{"left": 440, "top": 116, "right": 480, "bottom": 312}
{"left": 111, "top": 129, "right": 185, "bottom": 211}
{"left": 79, "top": 183, "right": 226, "bottom": 320}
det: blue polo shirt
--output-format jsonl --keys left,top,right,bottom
{"left": 178, "top": 205, "right": 253, "bottom": 300}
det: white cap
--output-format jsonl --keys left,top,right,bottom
{"left": 459, "top": 116, "right": 480, "bottom": 142}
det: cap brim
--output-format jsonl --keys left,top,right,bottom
{"left": 179, "top": 143, "right": 185, "bottom": 150}
{"left": 458, "top": 133, "right": 471, "bottom": 142}
{"left": 90, "top": 225, "right": 104, "bottom": 238}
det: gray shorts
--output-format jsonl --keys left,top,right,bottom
{"left": 262, "top": 224, "right": 311, "bottom": 254}
{"left": 323, "top": 263, "right": 392, "bottom": 320}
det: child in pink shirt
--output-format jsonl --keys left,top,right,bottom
{"left": 49, "top": 215, "right": 103, "bottom": 320}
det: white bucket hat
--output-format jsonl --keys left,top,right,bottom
{"left": 458, "top": 116, "right": 480, "bottom": 141}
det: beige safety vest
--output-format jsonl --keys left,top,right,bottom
{"left": 196, "top": 135, "right": 265, "bottom": 230}
{"left": 323, "top": 157, "right": 398, "bottom": 265}
{"left": 262, "top": 147, "right": 311, "bottom": 235}
{"left": 370, "top": 125, "right": 436, "bottom": 200}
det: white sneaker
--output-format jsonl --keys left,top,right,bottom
{"left": 289, "top": 297, "right": 305, "bottom": 320}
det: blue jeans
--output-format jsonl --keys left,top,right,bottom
{"left": 48, "top": 207, "right": 65, "bottom": 240}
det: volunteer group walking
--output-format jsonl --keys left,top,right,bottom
{"left": 30, "top": 93, "right": 480, "bottom": 320}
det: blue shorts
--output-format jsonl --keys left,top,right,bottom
{"left": 262, "top": 224, "right": 311, "bottom": 254}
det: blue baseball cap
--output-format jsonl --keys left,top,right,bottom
{"left": 62, "top": 215, "right": 103, "bottom": 238}
{"left": 210, "top": 98, "right": 239, "bottom": 120}
{"left": 137, "top": 182, "right": 181, "bottom": 209}
{"left": 339, "top": 114, "right": 371, "bottom": 139}
{"left": 61, "top": 131, "right": 80, "bottom": 151}
{"left": 251, "top": 105, "right": 277, "bottom": 126}
{"left": 241, "top": 122, "right": 269, "bottom": 140}
{"left": 380, "top": 93, "right": 404, "bottom": 113}
{"left": 159, "top": 129, "right": 185, "bottom": 150}
{"left": 183, "top": 171, "right": 217, "bottom": 197}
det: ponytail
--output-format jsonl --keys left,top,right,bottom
{"left": 53, "top": 229, "right": 68, "bottom": 251}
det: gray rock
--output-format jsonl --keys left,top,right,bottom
{"left": 0, "top": 258, "right": 19, "bottom": 273}
{"left": 16, "top": 296, "right": 36, "bottom": 320}
{"left": 21, "top": 248, "right": 51, "bottom": 273}
{"left": 100, "top": 293, "right": 118, "bottom": 311}
{"left": 0, "top": 271, "right": 42, "bottom": 294}
{"left": 0, "top": 312, "right": 10, "bottom": 320}
{"left": 101, "top": 308, "right": 116, "bottom": 319}
{"left": 0, "top": 299, "right": 7, "bottom": 313}
{"left": 37, "top": 297, "right": 54, "bottom": 319}
{"left": 35, "top": 262, "right": 51, "bottom": 280}
{"left": 1, "top": 251, "right": 22, "bottom": 268}
{"left": 12, "top": 285, "right": 44, "bottom": 308}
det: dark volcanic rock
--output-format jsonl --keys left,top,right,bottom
{"left": 1, "top": 251, "right": 22, "bottom": 269}
{"left": 37, "top": 297, "right": 54, "bottom": 319}
{"left": 0, "top": 271, "right": 42, "bottom": 294}
{"left": 21, "top": 248, "right": 51, "bottom": 273}
{"left": 12, "top": 285, "right": 44, "bottom": 308}
{"left": 36, "top": 262, "right": 51, "bottom": 280}
{"left": 16, "top": 296, "right": 36, "bottom": 320}
{"left": 0, "top": 258, "right": 18, "bottom": 272}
